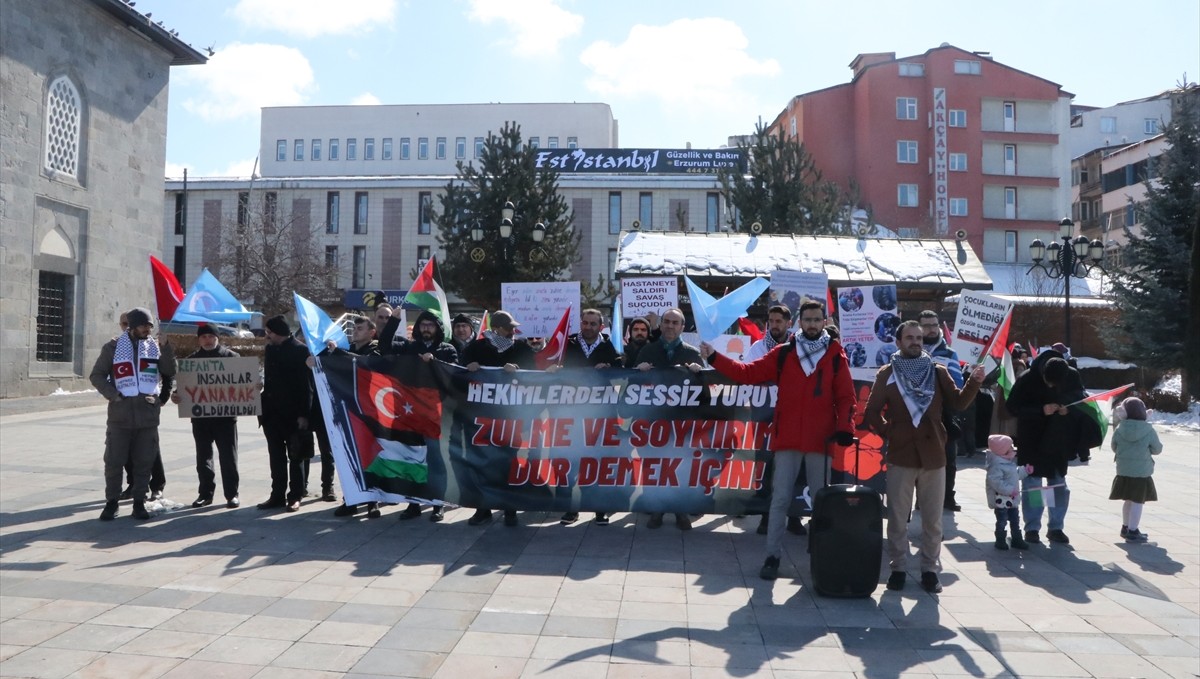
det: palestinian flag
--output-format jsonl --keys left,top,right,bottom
{"left": 404, "top": 256, "right": 451, "bottom": 323}
{"left": 321, "top": 353, "right": 445, "bottom": 500}
{"left": 984, "top": 310, "right": 1015, "bottom": 398}
{"left": 1065, "top": 383, "right": 1134, "bottom": 444}
{"left": 477, "top": 310, "right": 490, "bottom": 340}
{"left": 149, "top": 255, "right": 184, "bottom": 322}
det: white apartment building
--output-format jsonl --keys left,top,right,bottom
{"left": 258, "top": 103, "right": 619, "bottom": 178}
{"left": 1067, "top": 92, "right": 1173, "bottom": 160}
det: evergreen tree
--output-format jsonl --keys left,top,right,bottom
{"left": 1106, "top": 85, "right": 1200, "bottom": 401}
{"left": 432, "top": 123, "right": 580, "bottom": 310}
{"left": 719, "top": 122, "right": 862, "bottom": 235}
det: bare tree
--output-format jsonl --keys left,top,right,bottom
{"left": 211, "top": 191, "right": 340, "bottom": 317}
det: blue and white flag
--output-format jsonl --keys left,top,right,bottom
{"left": 684, "top": 275, "right": 770, "bottom": 342}
{"left": 610, "top": 296, "right": 624, "bottom": 356}
{"left": 294, "top": 292, "right": 349, "bottom": 356}
{"left": 172, "top": 269, "right": 254, "bottom": 324}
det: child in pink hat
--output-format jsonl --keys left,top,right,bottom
{"left": 986, "top": 434, "right": 1033, "bottom": 550}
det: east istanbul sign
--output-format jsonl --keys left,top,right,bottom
{"left": 532, "top": 148, "right": 746, "bottom": 174}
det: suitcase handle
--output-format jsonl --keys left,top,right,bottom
{"left": 825, "top": 435, "right": 861, "bottom": 485}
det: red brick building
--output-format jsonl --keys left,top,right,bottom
{"left": 770, "top": 45, "right": 1074, "bottom": 264}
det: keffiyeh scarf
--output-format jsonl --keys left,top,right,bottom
{"left": 795, "top": 333, "right": 830, "bottom": 376}
{"left": 484, "top": 330, "right": 514, "bottom": 353}
{"left": 578, "top": 335, "right": 602, "bottom": 359}
{"left": 112, "top": 332, "right": 161, "bottom": 397}
{"left": 890, "top": 351, "right": 936, "bottom": 427}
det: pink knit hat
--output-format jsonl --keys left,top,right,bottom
{"left": 988, "top": 434, "right": 1016, "bottom": 459}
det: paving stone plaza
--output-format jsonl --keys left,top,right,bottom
{"left": 1, "top": 393, "right": 1197, "bottom": 678}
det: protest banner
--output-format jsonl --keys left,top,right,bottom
{"left": 500, "top": 281, "right": 581, "bottom": 337}
{"left": 175, "top": 356, "right": 261, "bottom": 418}
{"left": 313, "top": 354, "right": 887, "bottom": 514}
{"left": 952, "top": 291, "right": 1013, "bottom": 365}
{"left": 836, "top": 284, "right": 899, "bottom": 369}
{"left": 769, "top": 270, "right": 829, "bottom": 316}
{"left": 620, "top": 276, "right": 678, "bottom": 319}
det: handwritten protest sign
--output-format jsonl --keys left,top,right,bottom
{"left": 621, "top": 276, "right": 678, "bottom": 319}
{"left": 175, "top": 356, "right": 261, "bottom": 418}
{"left": 501, "top": 281, "right": 581, "bottom": 337}
{"left": 952, "top": 291, "right": 1013, "bottom": 365}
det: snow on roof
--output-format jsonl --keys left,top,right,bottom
{"left": 982, "top": 262, "right": 1108, "bottom": 297}
{"left": 614, "top": 231, "right": 991, "bottom": 290}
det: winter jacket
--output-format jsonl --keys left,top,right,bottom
{"left": 1006, "top": 349, "right": 1100, "bottom": 477}
{"left": 460, "top": 335, "right": 536, "bottom": 369}
{"left": 1110, "top": 419, "right": 1162, "bottom": 478}
{"left": 925, "top": 336, "right": 964, "bottom": 388}
{"left": 386, "top": 310, "right": 458, "bottom": 363}
{"left": 636, "top": 338, "right": 702, "bottom": 368}
{"left": 865, "top": 363, "right": 981, "bottom": 470}
{"left": 89, "top": 335, "right": 177, "bottom": 429}
{"left": 261, "top": 336, "right": 312, "bottom": 427}
{"left": 709, "top": 340, "right": 856, "bottom": 454}
{"left": 562, "top": 333, "right": 620, "bottom": 368}
{"left": 985, "top": 451, "right": 1029, "bottom": 509}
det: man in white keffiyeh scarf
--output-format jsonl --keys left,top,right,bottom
{"left": 745, "top": 305, "right": 794, "bottom": 361}
{"left": 865, "top": 320, "right": 984, "bottom": 595}
{"left": 89, "top": 307, "right": 176, "bottom": 522}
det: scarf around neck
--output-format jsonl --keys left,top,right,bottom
{"left": 890, "top": 351, "right": 936, "bottom": 427}
{"left": 795, "top": 333, "right": 830, "bottom": 376}
{"left": 661, "top": 336, "right": 682, "bottom": 360}
{"left": 113, "top": 332, "right": 161, "bottom": 397}
{"left": 484, "top": 330, "right": 514, "bottom": 353}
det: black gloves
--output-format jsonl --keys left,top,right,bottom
{"left": 833, "top": 431, "right": 855, "bottom": 447}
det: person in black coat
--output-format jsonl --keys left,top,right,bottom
{"left": 460, "top": 310, "right": 535, "bottom": 526}
{"left": 1005, "top": 350, "right": 1100, "bottom": 545}
{"left": 172, "top": 323, "right": 241, "bottom": 509}
{"left": 449, "top": 313, "right": 476, "bottom": 356}
{"left": 392, "top": 310, "right": 458, "bottom": 522}
{"left": 258, "top": 315, "right": 313, "bottom": 512}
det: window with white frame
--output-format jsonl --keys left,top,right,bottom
{"left": 474, "top": 137, "right": 484, "bottom": 157}
{"left": 529, "top": 137, "right": 540, "bottom": 149}
{"left": 311, "top": 139, "right": 321, "bottom": 160}
{"left": 276, "top": 140, "right": 287, "bottom": 161}
{"left": 1004, "top": 230, "right": 1017, "bottom": 262}
{"left": 567, "top": 136, "right": 578, "bottom": 149}
{"left": 953, "top": 59, "right": 982, "bottom": 75}
{"left": 1100, "top": 116, "right": 1117, "bottom": 134}
{"left": 418, "top": 137, "right": 428, "bottom": 159}
{"left": 417, "top": 245, "right": 431, "bottom": 271}
{"left": 400, "top": 137, "right": 410, "bottom": 160}
{"left": 456, "top": 137, "right": 466, "bottom": 159}
{"left": 382, "top": 138, "right": 392, "bottom": 160}
{"left": 948, "top": 109, "right": 967, "bottom": 127}
{"left": 896, "top": 97, "right": 918, "bottom": 120}
{"left": 899, "top": 62, "right": 925, "bottom": 77}
{"left": 364, "top": 138, "right": 375, "bottom": 160}
{"left": 949, "top": 153, "right": 967, "bottom": 171}
{"left": 347, "top": 138, "right": 357, "bottom": 160}
{"left": 949, "top": 198, "right": 968, "bottom": 216}
{"left": 44, "top": 75, "right": 82, "bottom": 179}
{"left": 435, "top": 137, "right": 446, "bottom": 159}
{"left": 329, "top": 138, "right": 339, "bottom": 160}
{"left": 897, "top": 140, "right": 918, "bottom": 163}
{"left": 1144, "top": 118, "right": 1159, "bottom": 134}
{"left": 548, "top": 137, "right": 559, "bottom": 148}
{"left": 294, "top": 139, "right": 303, "bottom": 161}
{"left": 897, "top": 184, "right": 918, "bottom": 207}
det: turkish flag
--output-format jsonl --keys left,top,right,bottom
{"left": 149, "top": 255, "right": 184, "bottom": 322}
{"left": 536, "top": 305, "right": 572, "bottom": 369}
{"left": 354, "top": 364, "right": 441, "bottom": 440}
{"left": 113, "top": 362, "right": 134, "bottom": 379}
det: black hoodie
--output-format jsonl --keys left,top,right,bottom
{"left": 382, "top": 310, "right": 458, "bottom": 363}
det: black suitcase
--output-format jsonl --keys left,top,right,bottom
{"left": 808, "top": 439, "right": 884, "bottom": 598}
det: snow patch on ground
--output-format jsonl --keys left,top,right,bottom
{"left": 1148, "top": 401, "right": 1200, "bottom": 431}
{"left": 1155, "top": 373, "right": 1182, "bottom": 395}
{"left": 51, "top": 387, "right": 97, "bottom": 396}
{"left": 1073, "top": 357, "right": 1137, "bottom": 370}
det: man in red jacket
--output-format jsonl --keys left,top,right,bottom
{"left": 700, "top": 301, "right": 857, "bottom": 580}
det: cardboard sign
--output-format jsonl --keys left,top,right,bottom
{"left": 501, "top": 281, "right": 581, "bottom": 337}
{"left": 621, "top": 276, "right": 678, "bottom": 319}
{"left": 175, "top": 356, "right": 262, "bottom": 418}
{"left": 952, "top": 291, "right": 1013, "bottom": 365}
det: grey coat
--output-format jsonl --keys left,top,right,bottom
{"left": 89, "top": 336, "right": 177, "bottom": 429}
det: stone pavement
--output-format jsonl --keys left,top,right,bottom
{"left": 1, "top": 397, "right": 1197, "bottom": 679}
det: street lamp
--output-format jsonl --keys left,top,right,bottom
{"left": 1026, "top": 217, "right": 1105, "bottom": 348}
{"left": 468, "top": 199, "right": 546, "bottom": 263}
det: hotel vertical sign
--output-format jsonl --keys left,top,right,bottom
{"left": 932, "top": 88, "right": 949, "bottom": 235}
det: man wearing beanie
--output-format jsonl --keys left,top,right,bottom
{"left": 259, "top": 315, "right": 313, "bottom": 512}
{"left": 90, "top": 307, "right": 176, "bottom": 521}
{"left": 171, "top": 323, "right": 241, "bottom": 509}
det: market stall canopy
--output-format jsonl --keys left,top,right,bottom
{"left": 614, "top": 231, "right": 993, "bottom": 300}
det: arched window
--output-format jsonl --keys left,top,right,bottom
{"left": 44, "top": 75, "right": 82, "bottom": 179}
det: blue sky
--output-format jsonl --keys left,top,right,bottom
{"left": 140, "top": 0, "right": 1200, "bottom": 179}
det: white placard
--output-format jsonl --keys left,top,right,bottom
{"left": 836, "top": 284, "right": 900, "bottom": 369}
{"left": 500, "top": 281, "right": 581, "bottom": 337}
{"left": 952, "top": 291, "right": 1012, "bottom": 365}
{"left": 769, "top": 270, "right": 829, "bottom": 317}
{"left": 620, "top": 276, "right": 678, "bottom": 319}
